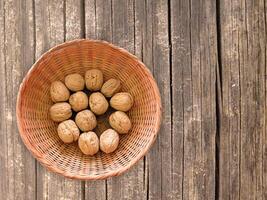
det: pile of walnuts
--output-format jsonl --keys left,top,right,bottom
{"left": 49, "top": 69, "right": 133, "bottom": 155}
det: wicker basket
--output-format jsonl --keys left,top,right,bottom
{"left": 16, "top": 39, "right": 161, "bottom": 180}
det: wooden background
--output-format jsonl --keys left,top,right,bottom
{"left": 0, "top": 0, "right": 266, "bottom": 199}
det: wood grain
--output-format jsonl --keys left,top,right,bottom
{"left": 85, "top": 0, "right": 96, "bottom": 39}
{"left": 35, "top": 0, "right": 82, "bottom": 199}
{"left": 218, "top": 0, "right": 242, "bottom": 198}
{"left": 143, "top": 0, "right": 173, "bottom": 199}
{"left": 1, "top": 0, "right": 267, "bottom": 199}
{"left": 106, "top": 1, "right": 146, "bottom": 199}
{"left": 84, "top": 0, "right": 108, "bottom": 199}
{"left": 169, "top": 0, "right": 189, "bottom": 199}
{"left": 0, "top": 0, "right": 36, "bottom": 199}
{"left": 65, "top": 0, "right": 84, "bottom": 40}
{"left": 134, "top": 0, "right": 150, "bottom": 197}
{"left": 182, "top": 0, "right": 217, "bottom": 199}
{"left": 264, "top": 2, "right": 267, "bottom": 198}
{"left": 170, "top": 0, "right": 218, "bottom": 199}
{"left": 219, "top": 0, "right": 266, "bottom": 199}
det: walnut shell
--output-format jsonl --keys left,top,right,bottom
{"left": 75, "top": 110, "right": 97, "bottom": 132}
{"left": 50, "top": 102, "right": 72, "bottom": 122}
{"left": 65, "top": 73, "right": 85, "bottom": 91}
{"left": 50, "top": 81, "right": 70, "bottom": 102}
{"left": 101, "top": 78, "right": 121, "bottom": 97}
{"left": 78, "top": 132, "right": 99, "bottom": 155}
{"left": 89, "top": 92, "right": 109, "bottom": 115}
{"left": 100, "top": 129, "right": 119, "bottom": 153}
{"left": 109, "top": 111, "right": 132, "bottom": 134}
{"left": 57, "top": 120, "right": 80, "bottom": 143}
{"left": 85, "top": 69, "right": 103, "bottom": 91}
{"left": 69, "top": 91, "right": 88, "bottom": 112}
{"left": 110, "top": 92, "right": 134, "bottom": 112}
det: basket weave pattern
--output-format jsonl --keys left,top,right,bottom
{"left": 16, "top": 39, "right": 161, "bottom": 180}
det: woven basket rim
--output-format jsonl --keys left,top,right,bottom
{"left": 16, "top": 39, "right": 162, "bottom": 180}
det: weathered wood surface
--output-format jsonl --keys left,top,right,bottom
{"left": 0, "top": 0, "right": 266, "bottom": 199}
{"left": 218, "top": 0, "right": 266, "bottom": 199}
{"left": 171, "top": 0, "right": 217, "bottom": 199}
{"left": 0, "top": 0, "right": 36, "bottom": 199}
{"left": 35, "top": 0, "right": 82, "bottom": 200}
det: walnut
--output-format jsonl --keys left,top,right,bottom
{"left": 109, "top": 111, "right": 132, "bottom": 134}
{"left": 78, "top": 132, "right": 99, "bottom": 155}
{"left": 69, "top": 91, "right": 88, "bottom": 112}
{"left": 50, "top": 102, "right": 72, "bottom": 122}
{"left": 89, "top": 92, "right": 109, "bottom": 115}
{"left": 65, "top": 73, "right": 85, "bottom": 91}
{"left": 85, "top": 69, "right": 103, "bottom": 91}
{"left": 75, "top": 110, "right": 97, "bottom": 132}
{"left": 50, "top": 81, "right": 70, "bottom": 102}
{"left": 110, "top": 92, "right": 134, "bottom": 112}
{"left": 100, "top": 129, "right": 119, "bottom": 153}
{"left": 57, "top": 120, "right": 80, "bottom": 143}
{"left": 101, "top": 78, "right": 121, "bottom": 97}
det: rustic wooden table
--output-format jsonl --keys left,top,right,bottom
{"left": 0, "top": 0, "right": 266, "bottom": 199}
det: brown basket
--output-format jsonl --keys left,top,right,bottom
{"left": 16, "top": 39, "right": 161, "bottom": 180}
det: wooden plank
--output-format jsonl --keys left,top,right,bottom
{"left": 138, "top": 0, "right": 173, "bottom": 199}
{"left": 218, "top": 0, "right": 241, "bottom": 198}
{"left": 65, "top": 0, "right": 84, "bottom": 40}
{"left": 264, "top": 2, "right": 267, "bottom": 198}
{"left": 85, "top": 0, "right": 96, "bottom": 39}
{"left": 84, "top": 0, "right": 109, "bottom": 199}
{"left": 237, "top": 0, "right": 265, "bottom": 198}
{"left": 186, "top": 0, "right": 217, "bottom": 199}
{"left": 85, "top": 0, "right": 112, "bottom": 41}
{"left": 169, "top": 0, "right": 189, "bottom": 199}
{"left": 171, "top": 0, "right": 217, "bottom": 199}
{"left": 219, "top": 0, "right": 266, "bottom": 199}
{"left": 134, "top": 0, "right": 155, "bottom": 198}
{"left": 95, "top": 0, "right": 112, "bottom": 41}
{"left": 0, "top": 0, "right": 36, "bottom": 199}
{"left": 106, "top": 0, "right": 146, "bottom": 199}
{"left": 65, "top": 0, "right": 85, "bottom": 197}
{"left": 134, "top": 0, "right": 150, "bottom": 197}
{"left": 0, "top": 0, "right": 6, "bottom": 195}
{"left": 35, "top": 0, "right": 82, "bottom": 199}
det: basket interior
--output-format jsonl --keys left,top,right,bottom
{"left": 17, "top": 40, "right": 160, "bottom": 178}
